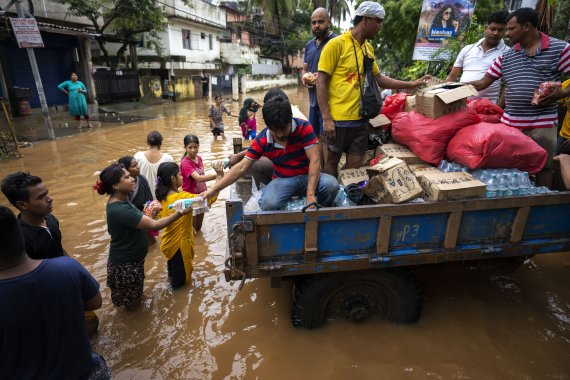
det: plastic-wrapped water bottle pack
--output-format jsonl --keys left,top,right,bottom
{"left": 438, "top": 160, "right": 558, "bottom": 198}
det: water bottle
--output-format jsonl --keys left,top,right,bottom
{"left": 472, "top": 169, "right": 483, "bottom": 180}
{"left": 437, "top": 160, "right": 449, "bottom": 173}
{"left": 168, "top": 197, "right": 208, "bottom": 215}
{"left": 497, "top": 174, "right": 510, "bottom": 197}
{"left": 507, "top": 173, "right": 520, "bottom": 196}
{"left": 518, "top": 172, "right": 532, "bottom": 195}
{"left": 485, "top": 174, "right": 498, "bottom": 198}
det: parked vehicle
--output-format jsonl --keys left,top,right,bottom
{"left": 224, "top": 191, "right": 570, "bottom": 328}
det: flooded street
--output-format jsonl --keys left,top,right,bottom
{"left": 2, "top": 87, "right": 570, "bottom": 379}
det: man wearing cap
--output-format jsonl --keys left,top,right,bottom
{"left": 317, "top": 1, "right": 429, "bottom": 177}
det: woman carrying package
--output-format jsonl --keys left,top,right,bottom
{"left": 94, "top": 163, "right": 193, "bottom": 308}
{"left": 155, "top": 162, "right": 218, "bottom": 288}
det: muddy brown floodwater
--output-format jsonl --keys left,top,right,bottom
{"left": 1, "top": 87, "right": 570, "bottom": 379}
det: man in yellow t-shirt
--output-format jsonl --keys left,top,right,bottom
{"left": 558, "top": 79, "right": 570, "bottom": 154}
{"left": 317, "top": 1, "right": 429, "bottom": 177}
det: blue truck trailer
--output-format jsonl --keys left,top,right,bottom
{"left": 223, "top": 192, "right": 570, "bottom": 328}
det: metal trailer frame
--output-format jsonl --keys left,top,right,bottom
{"left": 224, "top": 193, "right": 570, "bottom": 287}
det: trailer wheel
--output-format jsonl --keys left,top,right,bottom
{"left": 291, "top": 270, "right": 421, "bottom": 329}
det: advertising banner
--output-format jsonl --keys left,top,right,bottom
{"left": 10, "top": 18, "right": 44, "bottom": 48}
{"left": 412, "top": 0, "right": 475, "bottom": 61}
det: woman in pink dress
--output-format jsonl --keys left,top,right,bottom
{"left": 180, "top": 134, "right": 224, "bottom": 231}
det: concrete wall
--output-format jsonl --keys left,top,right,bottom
{"left": 242, "top": 74, "right": 298, "bottom": 92}
{"left": 32, "top": 0, "right": 99, "bottom": 26}
{"left": 140, "top": 76, "right": 163, "bottom": 105}
{"left": 166, "top": 0, "right": 226, "bottom": 28}
{"left": 220, "top": 42, "right": 260, "bottom": 65}
{"left": 172, "top": 76, "right": 201, "bottom": 101}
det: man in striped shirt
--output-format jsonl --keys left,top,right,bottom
{"left": 470, "top": 8, "right": 570, "bottom": 186}
{"left": 202, "top": 91, "right": 339, "bottom": 211}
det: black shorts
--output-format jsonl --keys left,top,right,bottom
{"left": 212, "top": 127, "right": 222, "bottom": 136}
{"left": 328, "top": 121, "right": 368, "bottom": 156}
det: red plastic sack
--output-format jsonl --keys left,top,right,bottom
{"left": 446, "top": 122, "right": 547, "bottom": 174}
{"left": 391, "top": 109, "right": 481, "bottom": 165}
{"left": 381, "top": 93, "right": 408, "bottom": 120}
{"left": 466, "top": 98, "right": 503, "bottom": 123}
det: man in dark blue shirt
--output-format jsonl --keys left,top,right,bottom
{"left": 1, "top": 172, "right": 101, "bottom": 336}
{"left": 0, "top": 206, "right": 110, "bottom": 379}
{"left": 302, "top": 8, "right": 337, "bottom": 164}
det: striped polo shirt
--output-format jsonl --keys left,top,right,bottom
{"left": 245, "top": 117, "right": 318, "bottom": 178}
{"left": 486, "top": 32, "right": 570, "bottom": 128}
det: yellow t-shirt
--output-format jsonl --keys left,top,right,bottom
{"left": 318, "top": 30, "right": 380, "bottom": 121}
{"left": 560, "top": 79, "right": 570, "bottom": 140}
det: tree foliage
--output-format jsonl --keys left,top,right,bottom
{"left": 53, "top": 0, "right": 169, "bottom": 68}
{"left": 366, "top": 0, "right": 504, "bottom": 78}
{"left": 552, "top": 0, "right": 570, "bottom": 40}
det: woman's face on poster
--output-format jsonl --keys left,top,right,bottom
{"left": 442, "top": 7, "right": 452, "bottom": 21}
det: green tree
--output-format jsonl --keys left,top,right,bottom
{"left": 246, "top": 0, "right": 297, "bottom": 69}
{"left": 369, "top": 0, "right": 503, "bottom": 78}
{"left": 53, "top": 0, "right": 169, "bottom": 68}
{"left": 552, "top": 0, "right": 570, "bottom": 40}
{"left": 312, "top": 0, "right": 354, "bottom": 25}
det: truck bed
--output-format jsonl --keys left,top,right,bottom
{"left": 224, "top": 193, "right": 570, "bottom": 282}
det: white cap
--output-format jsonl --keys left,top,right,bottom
{"left": 354, "top": 1, "right": 385, "bottom": 20}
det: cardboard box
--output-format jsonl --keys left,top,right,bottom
{"left": 368, "top": 114, "right": 391, "bottom": 129}
{"left": 364, "top": 157, "right": 423, "bottom": 204}
{"left": 338, "top": 166, "right": 370, "bottom": 187}
{"left": 415, "top": 83, "right": 478, "bottom": 119}
{"left": 405, "top": 95, "right": 416, "bottom": 112}
{"left": 291, "top": 105, "right": 308, "bottom": 120}
{"left": 409, "top": 163, "right": 442, "bottom": 178}
{"left": 377, "top": 143, "right": 425, "bottom": 165}
{"left": 419, "top": 172, "right": 486, "bottom": 201}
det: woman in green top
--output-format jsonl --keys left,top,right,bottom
{"left": 94, "top": 163, "right": 193, "bottom": 308}
{"left": 57, "top": 72, "right": 93, "bottom": 128}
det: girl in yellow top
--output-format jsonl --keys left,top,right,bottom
{"left": 155, "top": 162, "right": 220, "bottom": 289}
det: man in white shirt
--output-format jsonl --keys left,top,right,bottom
{"left": 446, "top": 10, "right": 509, "bottom": 104}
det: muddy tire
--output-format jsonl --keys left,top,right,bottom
{"left": 291, "top": 270, "right": 421, "bottom": 329}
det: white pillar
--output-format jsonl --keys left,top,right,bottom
{"left": 231, "top": 74, "right": 239, "bottom": 100}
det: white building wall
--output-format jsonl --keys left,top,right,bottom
{"left": 164, "top": 0, "right": 226, "bottom": 29}
{"left": 31, "top": 0, "right": 100, "bottom": 26}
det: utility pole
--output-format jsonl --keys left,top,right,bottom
{"left": 5, "top": 0, "right": 55, "bottom": 139}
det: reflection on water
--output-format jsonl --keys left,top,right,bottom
{"left": 1, "top": 88, "right": 570, "bottom": 379}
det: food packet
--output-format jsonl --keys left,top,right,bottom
{"left": 143, "top": 200, "right": 162, "bottom": 219}
{"left": 531, "top": 81, "right": 561, "bottom": 105}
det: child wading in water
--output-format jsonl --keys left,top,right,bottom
{"left": 155, "top": 162, "right": 219, "bottom": 289}
{"left": 208, "top": 95, "right": 236, "bottom": 140}
{"left": 238, "top": 98, "right": 260, "bottom": 140}
{"left": 180, "top": 134, "right": 224, "bottom": 231}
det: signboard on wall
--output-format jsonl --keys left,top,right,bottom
{"left": 10, "top": 18, "right": 44, "bottom": 48}
{"left": 412, "top": 0, "right": 475, "bottom": 61}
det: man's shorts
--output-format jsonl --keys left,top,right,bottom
{"left": 523, "top": 125, "right": 557, "bottom": 169}
{"left": 328, "top": 120, "right": 368, "bottom": 156}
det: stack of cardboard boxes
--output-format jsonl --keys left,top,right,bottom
{"left": 338, "top": 142, "right": 486, "bottom": 204}
{"left": 334, "top": 82, "right": 487, "bottom": 205}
